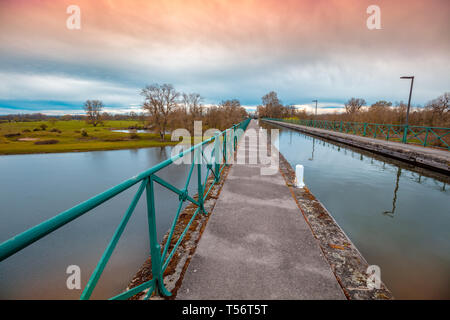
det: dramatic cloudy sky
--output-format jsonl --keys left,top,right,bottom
{"left": 0, "top": 0, "right": 449, "bottom": 115}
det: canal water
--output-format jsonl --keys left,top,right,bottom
{"left": 0, "top": 147, "right": 208, "bottom": 299}
{"left": 263, "top": 121, "right": 450, "bottom": 299}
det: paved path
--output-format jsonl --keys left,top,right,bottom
{"left": 177, "top": 120, "right": 345, "bottom": 300}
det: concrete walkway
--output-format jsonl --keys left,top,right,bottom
{"left": 177, "top": 120, "right": 345, "bottom": 300}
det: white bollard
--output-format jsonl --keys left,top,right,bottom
{"left": 295, "top": 164, "right": 305, "bottom": 188}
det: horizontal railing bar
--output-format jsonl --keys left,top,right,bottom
{"left": 152, "top": 174, "right": 200, "bottom": 207}
{"left": 273, "top": 118, "right": 450, "bottom": 130}
{"left": 266, "top": 118, "right": 449, "bottom": 150}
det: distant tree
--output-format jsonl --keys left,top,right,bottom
{"left": 345, "top": 98, "right": 366, "bottom": 116}
{"left": 182, "top": 93, "right": 203, "bottom": 118}
{"left": 129, "top": 111, "right": 138, "bottom": 120}
{"left": 426, "top": 93, "right": 449, "bottom": 116}
{"left": 371, "top": 100, "right": 392, "bottom": 108}
{"left": 286, "top": 105, "right": 297, "bottom": 117}
{"left": 220, "top": 99, "right": 241, "bottom": 109}
{"left": 367, "top": 100, "right": 393, "bottom": 123}
{"left": 261, "top": 91, "right": 284, "bottom": 118}
{"left": 101, "top": 112, "right": 112, "bottom": 121}
{"left": 203, "top": 99, "right": 247, "bottom": 130}
{"left": 83, "top": 100, "right": 104, "bottom": 126}
{"left": 141, "top": 84, "right": 179, "bottom": 141}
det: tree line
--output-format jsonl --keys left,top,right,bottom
{"left": 0, "top": 112, "right": 145, "bottom": 123}
{"left": 257, "top": 92, "right": 449, "bottom": 127}
{"left": 83, "top": 84, "right": 248, "bottom": 141}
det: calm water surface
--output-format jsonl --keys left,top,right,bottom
{"left": 264, "top": 122, "right": 450, "bottom": 299}
{"left": 0, "top": 147, "right": 206, "bottom": 299}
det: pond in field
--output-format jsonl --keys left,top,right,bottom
{"left": 263, "top": 121, "right": 450, "bottom": 299}
{"left": 0, "top": 146, "right": 208, "bottom": 299}
{"left": 111, "top": 129, "right": 151, "bottom": 133}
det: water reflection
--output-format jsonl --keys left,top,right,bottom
{"left": 383, "top": 168, "right": 401, "bottom": 218}
{"left": 309, "top": 138, "right": 316, "bottom": 161}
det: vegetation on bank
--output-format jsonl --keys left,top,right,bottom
{"left": 0, "top": 120, "right": 177, "bottom": 155}
{"left": 0, "top": 82, "right": 249, "bottom": 155}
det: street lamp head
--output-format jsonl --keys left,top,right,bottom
{"left": 399, "top": 76, "right": 415, "bottom": 129}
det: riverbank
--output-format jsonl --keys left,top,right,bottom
{"left": 0, "top": 120, "right": 178, "bottom": 155}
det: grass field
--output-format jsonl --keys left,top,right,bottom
{"left": 0, "top": 120, "right": 179, "bottom": 155}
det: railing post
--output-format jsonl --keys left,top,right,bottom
{"left": 146, "top": 176, "right": 171, "bottom": 297}
{"left": 233, "top": 124, "right": 237, "bottom": 151}
{"left": 424, "top": 128, "right": 429, "bottom": 147}
{"left": 363, "top": 123, "right": 367, "bottom": 136}
{"left": 340, "top": 121, "right": 343, "bottom": 132}
{"left": 402, "top": 124, "right": 409, "bottom": 144}
{"left": 214, "top": 135, "right": 220, "bottom": 182}
{"left": 223, "top": 132, "right": 227, "bottom": 164}
{"left": 196, "top": 147, "right": 205, "bottom": 214}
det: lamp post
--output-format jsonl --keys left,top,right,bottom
{"left": 400, "top": 76, "right": 414, "bottom": 143}
{"left": 312, "top": 100, "right": 318, "bottom": 127}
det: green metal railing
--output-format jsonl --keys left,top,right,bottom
{"left": 0, "top": 118, "right": 251, "bottom": 300}
{"left": 265, "top": 118, "right": 450, "bottom": 150}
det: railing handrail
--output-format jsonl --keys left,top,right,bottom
{"left": 270, "top": 118, "right": 450, "bottom": 130}
{"left": 0, "top": 118, "right": 251, "bottom": 299}
{"left": 264, "top": 118, "right": 449, "bottom": 150}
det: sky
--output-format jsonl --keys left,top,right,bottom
{"left": 0, "top": 0, "right": 449, "bottom": 115}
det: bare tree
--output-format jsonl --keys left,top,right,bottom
{"left": 371, "top": 100, "right": 392, "bottom": 108}
{"left": 182, "top": 93, "right": 203, "bottom": 118}
{"left": 220, "top": 99, "right": 241, "bottom": 109}
{"left": 261, "top": 91, "right": 284, "bottom": 118}
{"left": 345, "top": 98, "right": 366, "bottom": 118}
{"left": 204, "top": 99, "right": 247, "bottom": 130}
{"left": 83, "top": 100, "right": 104, "bottom": 126}
{"left": 141, "top": 84, "right": 179, "bottom": 141}
{"left": 426, "top": 92, "right": 449, "bottom": 116}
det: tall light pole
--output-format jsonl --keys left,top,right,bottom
{"left": 400, "top": 76, "right": 414, "bottom": 143}
{"left": 312, "top": 100, "right": 318, "bottom": 117}
{"left": 312, "top": 100, "right": 318, "bottom": 127}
